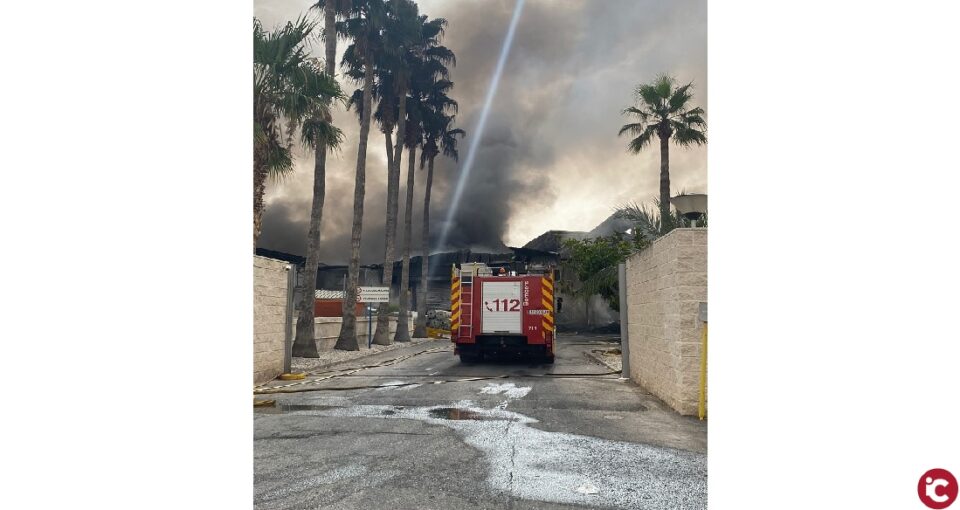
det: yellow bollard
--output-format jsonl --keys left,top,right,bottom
{"left": 698, "top": 322, "right": 708, "bottom": 420}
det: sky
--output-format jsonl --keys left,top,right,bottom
{"left": 254, "top": 0, "right": 707, "bottom": 264}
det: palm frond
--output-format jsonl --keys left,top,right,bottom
{"left": 621, "top": 105, "right": 650, "bottom": 121}
{"left": 668, "top": 82, "right": 693, "bottom": 113}
{"left": 635, "top": 83, "right": 664, "bottom": 111}
{"left": 653, "top": 74, "right": 674, "bottom": 98}
{"left": 670, "top": 121, "right": 707, "bottom": 146}
{"left": 424, "top": 45, "right": 456, "bottom": 66}
{"left": 310, "top": 0, "right": 353, "bottom": 16}
{"left": 623, "top": 74, "right": 706, "bottom": 152}
{"left": 442, "top": 126, "right": 465, "bottom": 161}
{"left": 301, "top": 116, "right": 345, "bottom": 150}
{"left": 346, "top": 87, "right": 365, "bottom": 115}
{"left": 618, "top": 122, "right": 644, "bottom": 137}
{"left": 263, "top": 133, "right": 294, "bottom": 180}
{"left": 397, "top": 10, "right": 458, "bottom": 152}
{"left": 254, "top": 14, "right": 344, "bottom": 183}
{"left": 615, "top": 201, "right": 662, "bottom": 238}
{"left": 626, "top": 126, "right": 658, "bottom": 153}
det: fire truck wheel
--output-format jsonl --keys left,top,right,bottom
{"left": 543, "top": 355, "right": 555, "bottom": 364}
{"left": 459, "top": 353, "right": 480, "bottom": 363}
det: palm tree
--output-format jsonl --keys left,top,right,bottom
{"left": 618, "top": 75, "right": 706, "bottom": 232}
{"left": 393, "top": 98, "right": 422, "bottom": 342}
{"left": 292, "top": 0, "right": 353, "bottom": 358}
{"left": 395, "top": 15, "right": 455, "bottom": 342}
{"left": 371, "top": 0, "right": 420, "bottom": 346}
{"left": 334, "top": 0, "right": 387, "bottom": 351}
{"left": 412, "top": 112, "right": 463, "bottom": 338}
{"left": 253, "top": 16, "right": 342, "bottom": 249}
{"left": 337, "top": 1, "right": 419, "bottom": 347}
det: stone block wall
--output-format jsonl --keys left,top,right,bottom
{"left": 254, "top": 256, "right": 422, "bottom": 382}
{"left": 254, "top": 256, "right": 290, "bottom": 385}
{"left": 625, "top": 228, "right": 707, "bottom": 415}
{"left": 313, "top": 313, "right": 417, "bottom": 350}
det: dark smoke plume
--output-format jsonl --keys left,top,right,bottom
{"left": 255, "top": 0, "right": 707, "bottom": 264}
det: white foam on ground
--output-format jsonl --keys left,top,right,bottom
{"left": 479, "top": 382, "right": 532, "bottom": 399}
{"left": 575, "top": 482, "right": 599, "bottom": 495}
{"left": 317, "top": 404, "right": 706, "bottom": 509}
{"left": 374, "top": 380, "right": 408, "bottom": 391}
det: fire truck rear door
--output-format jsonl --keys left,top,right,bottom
{"left": 481, "top": 280, "right": 523, "bottom": 334}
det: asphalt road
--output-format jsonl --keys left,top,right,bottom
{"left": 254, "top": 333, "right": 707, "bottom": 509}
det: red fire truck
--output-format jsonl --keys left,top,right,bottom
{"left": 450, "top": 262, "right": 560, "bottom": 363}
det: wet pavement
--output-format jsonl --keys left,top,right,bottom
{"left": 254, "top": 333, "right": 707, "bottom": 509}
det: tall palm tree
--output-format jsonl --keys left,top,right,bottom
{"left": 395, "top": 15, "right": 455, "bottom": 342}
{"left": 334, "top": 0, "right": 387, "bottom": 351}
{"left": 371, "top": 0, "right": 420, "bottom": 346}
{"left": 394, "top": 100, "right": 421, "bottom": 342}
{"left": 292, "top": 0, "right": 353, "bottom": 358}
{"left": 337, "top": 1, "right": 418, "bottom": 347}
{"left": 412, "top": 112, "right": 463, "bottom": 338}
{"left": 253, "top": 16, "right": 342, "bottom": 249}
{"left": 618, "top": 75, "right": 706, "bottom": 231}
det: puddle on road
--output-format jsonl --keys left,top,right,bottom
{"left": 429, "top": 407, "right": 519, "bottom": 421}
{"left": 255, "top": 404, "right": 339, "bottom": 414}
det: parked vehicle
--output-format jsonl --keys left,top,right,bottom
{"left": 450, "top": 262, "right": 560, "bottom": 363}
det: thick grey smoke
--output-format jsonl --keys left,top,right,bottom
{"left": 255, "top": 0, "right": 707, "bottom": 263}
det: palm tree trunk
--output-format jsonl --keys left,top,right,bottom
{"left": 253, "top": 155, "right": 267, "bottom": 249}
{"left": 659, "top": 134, "right": 672, "bottom": 232}
{"left": 372, "top": 128, "right": 396, "bottom": 345}
{"left": 394, "top": 145, "right": 416, "bottom": 342}
{"left": 324, "top": 0, "right": 337, "bottom": 74}
{"left": 292, "top": 143, "right": 327, "bottom": 357}
{"left": 335, "top": 47, "right": 374, "bottom": 351}
{"left": 383, "top": 127, "right": 395, "bottom": 175}
{"left": 374, "top": 91, "right": 406, "bottom": 345}
{"left": 292, "top": 0, "right": 339, "bottom": 357}
{"left": 412, "top": 155, "right": 434, "bottom": 338}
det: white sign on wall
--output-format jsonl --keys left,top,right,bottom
{"left": 357, "top": 286, "right": 390, "bottom": 303}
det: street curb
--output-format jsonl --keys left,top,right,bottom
{"left": 584, "top": 350, "right": 621, "bottom": 373}
{"left": 291, "top": 337, "right": 444, "bottom": 375}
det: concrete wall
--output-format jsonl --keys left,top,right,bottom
{"left": 313, "top": 313, "right": 417, "bottom": 350}
{"left": 254, "top": 256, "right": 290, "bottom": 385}
{"left": 625, "top": 228, "right": 707, "bottom": 415}
{"left": 255, "top": 255, "right": 421, "bottom": 383}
